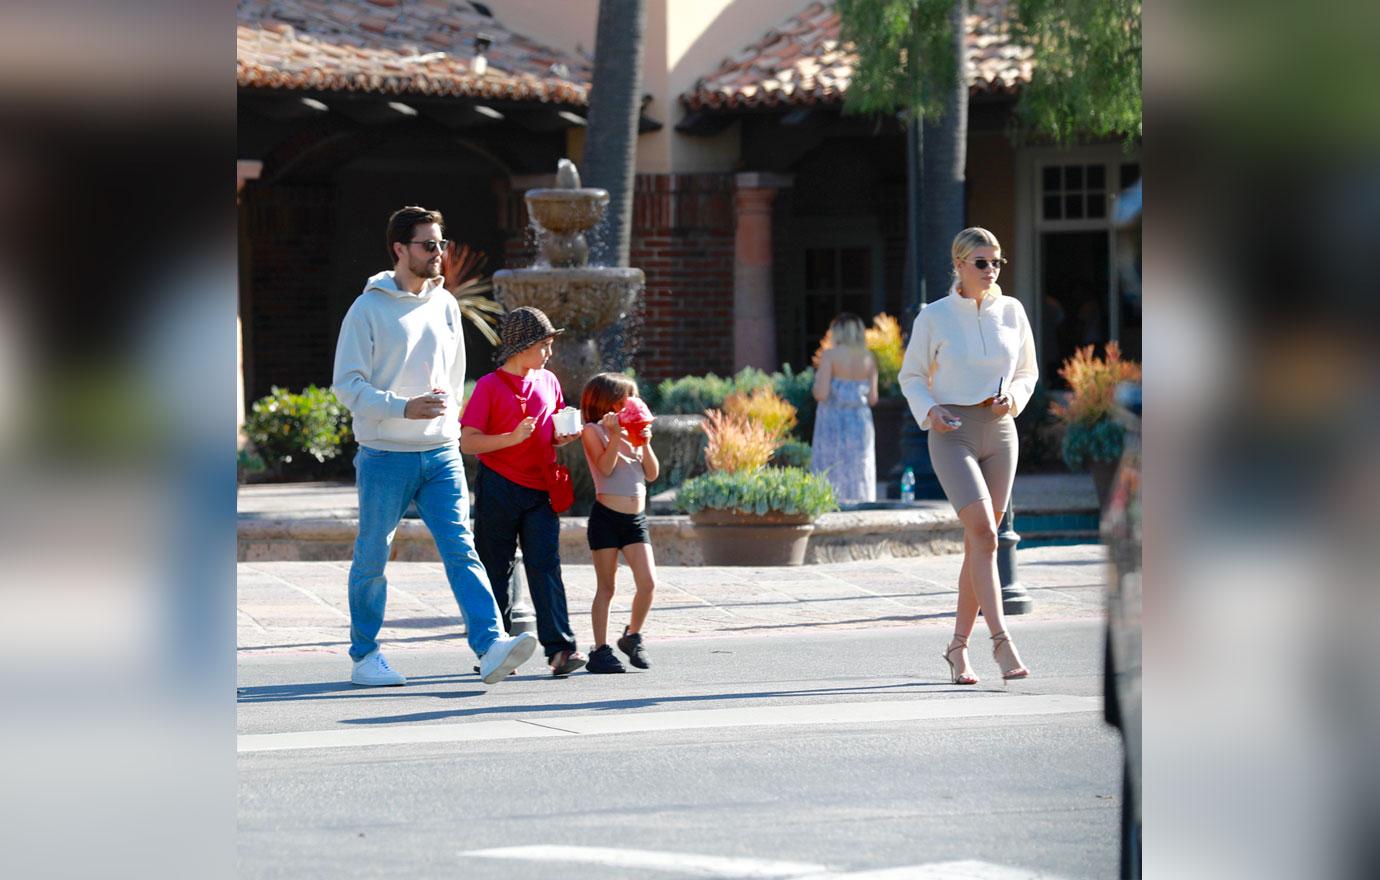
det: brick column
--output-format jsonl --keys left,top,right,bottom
{"left": 733, "top": 172, "right": 791, "bottom": 372}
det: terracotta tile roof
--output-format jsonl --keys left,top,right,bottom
{"left": 681, "top": 0, "right": 1033, "bottom": 111}
{"left": 237, "top": 0, "right": 592, "bottom": 104}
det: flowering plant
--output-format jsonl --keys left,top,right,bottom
{"left": 682, "top": 388, "right": 834, "bottom": 520}
{"left": 1050, "top": 343, "right": 1142, "bottom": 469}
{"left": 722, "top": 386, "right": 798, "bottom": 441}
{"left": 702, "top": 409, "right": 780, "bottom": 473}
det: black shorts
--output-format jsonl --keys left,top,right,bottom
{"left": 587, "top": 501, "right": 651, "bottom": 551}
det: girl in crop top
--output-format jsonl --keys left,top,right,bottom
{"left": 579, "top": 373, "right": 660, "bottom": 674}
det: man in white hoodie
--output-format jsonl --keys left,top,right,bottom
{"left": 331, "top": 206, "right": 536, "bottom": 686}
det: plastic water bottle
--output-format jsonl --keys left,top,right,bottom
{"left": 900, "top": 467, "right": 916, "bottom": 503}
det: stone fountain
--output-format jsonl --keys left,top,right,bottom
{"left": 492, "top": 159, "right": 644, "bottom": 400}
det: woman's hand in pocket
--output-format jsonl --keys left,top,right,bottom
{"left": 929, "top": 405, "right": 960, "bottom": 432}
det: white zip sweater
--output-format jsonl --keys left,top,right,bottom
{"left": 898, "top": 285, "right": 1038, "bottom": 431}
{"left": 331, "top": 270, "right": 465, "bottom": 452}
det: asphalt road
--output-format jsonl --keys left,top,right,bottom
{"left": 238, "top": 620, "right": 1123, "bottom": 879}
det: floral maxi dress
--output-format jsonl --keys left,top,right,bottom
{"left": 810, "top": 377, "right": 876, "bottom": 503}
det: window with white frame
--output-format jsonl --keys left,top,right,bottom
{"left": 1032, "top": 154, "right": 1141, "bottom": 385}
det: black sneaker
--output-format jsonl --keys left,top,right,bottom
{"left": 617, "top": 627, "right": 650, "bottom": 669}
{"left": 585, "top": 645, "right": 626, "bottom": 674}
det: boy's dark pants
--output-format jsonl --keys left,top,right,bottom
{"left": 473, "top": 463, "right": 578, "bottom": 659}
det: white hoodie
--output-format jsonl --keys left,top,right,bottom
{"left": 898, "top": 285, "right": 1039, "bottom": 431}
{"left": 331, "top": 270, "right": 465, "bottom": 451}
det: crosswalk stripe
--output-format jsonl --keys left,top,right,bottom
{"left": 459, "top": 847, "right": 1071, "bottom": 879}
{"left": 238, "top": 693, "right": 1097, "bottom": 753}
{"left": 796, "top": 859, "right": 1071, "bottom": 878}
{"left": 463, "top": 845, "right": 828, "bottom": 878}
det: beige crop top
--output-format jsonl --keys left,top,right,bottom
{"left": 584, "top": 423, "right": 646, "bottom": 497}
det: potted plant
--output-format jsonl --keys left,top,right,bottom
{"left": 676, "top": 393, "right": 837, "bottom": 565}
{"left": 1050, "top": 343, "right": 1143, "bottom": 510}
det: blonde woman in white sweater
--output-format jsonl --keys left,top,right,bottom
{"left": 898, "top": 227, "right": 1038, "bottom": 684}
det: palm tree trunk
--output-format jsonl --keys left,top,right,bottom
{"left": 920, "top": 0, "right": 968, "bottom": 301}
{"left": 583, "top": 0, "right": 646, "bottom": 268}
{"left": 900, "top": 0, "right": 969, "bottom": 499}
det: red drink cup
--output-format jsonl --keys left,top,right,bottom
{"left": 618, "top": 397, "right": 655, "bottom": 447}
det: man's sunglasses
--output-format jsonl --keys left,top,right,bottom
{"left": 408, "top": 239, "right": 450, "bottom": 253}
{"left": 968, "top": 257, "right": 1007, "bottom": 271}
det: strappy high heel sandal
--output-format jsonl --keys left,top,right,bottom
{"left": 991, "top": 630, "right": 1030, "bottom": 681}
{"left": 942, "top": 634, "right": 979, "bottom": 685}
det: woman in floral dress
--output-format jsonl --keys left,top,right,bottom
{"left": 810, "top": 313, "right": 878, "bottom": 503}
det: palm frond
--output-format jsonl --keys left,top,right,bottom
{"left": 442, "top": 242, "right": 501, "bottom": 345}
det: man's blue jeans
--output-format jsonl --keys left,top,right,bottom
{"left": 473, "top": 464, "right": 578, "bottom": 660}
{"left": 348, "top": 445, "right": 504, "bottom": 661}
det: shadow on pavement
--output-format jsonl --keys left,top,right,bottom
{"left": 238, "top": 632, "right": 466, "bottom": 652}
{"left": 710, "top": 611, "right": 955, "bottom": 632}
{"left": 338, "top": 679, "right": 982, "bottom": 726}
{"left": 237, "top": 674, "right": 484, "bottom": 703}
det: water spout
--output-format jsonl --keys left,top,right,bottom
{"left": 555, "top": 158, "right": 581, "bottom": 189}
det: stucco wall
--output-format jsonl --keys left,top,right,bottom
{"left": 495, "top": 0, "right": 811, "bottom": 174}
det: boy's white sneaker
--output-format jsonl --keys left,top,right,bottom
{"left": 351, "top": 649, "right": 406, "bottom": 687}
{"left": 479, "top": 632, "right": 538, "bottom": 684}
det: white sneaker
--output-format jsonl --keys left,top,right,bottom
{"left": 479, "top": 632, "right": 538, "bottom": 684}
{"left": 351, "top": 649, "right": 406, "bottom": 687}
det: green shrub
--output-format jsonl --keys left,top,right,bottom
{"left": 866, "top": 314, "right": 904, "bottom": 398}
{"left": 771, "top": 439, "right": 812, "bottom": 469}
{"left": 245, "top": 385, "right": 354, "bottom": 477}
{"left": 1062, "top": 419, "right": 1126, "bottom": 470}
{"left": 653, "top": 365, "right": 817, "bottom": 440}
{"left": 676, "top": 466, "right": 837, "bottom": 518}
{"left": 654, "top": 372, "right": 736, "bottom": 414}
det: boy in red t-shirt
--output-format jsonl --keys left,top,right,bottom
{"left": 460, "top": 307, "right": 585, "bottom": 675}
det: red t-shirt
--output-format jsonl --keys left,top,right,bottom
{"left": 460, "top": 368, "right": 565, "bottom": 490}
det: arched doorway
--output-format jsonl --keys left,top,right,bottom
{"left": 239, "top": 128, "right": 551, "bottom": 403}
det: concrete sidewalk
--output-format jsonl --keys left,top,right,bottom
{"left": 237, "top": 544, "right": 1107, "bottom": 657}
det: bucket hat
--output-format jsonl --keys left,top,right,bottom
{"left": 493, "top": 306, "right": 565, "bottom": 364}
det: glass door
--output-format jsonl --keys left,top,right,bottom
{"left": 1034, "top": 155, "right": 1141, "bottom": 384}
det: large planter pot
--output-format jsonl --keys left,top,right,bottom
{"left": 689, "top": 509, "right": 816, "bottom": 566}
{"left": 1090, "top": 459, "right": 1120, "bottom": 512}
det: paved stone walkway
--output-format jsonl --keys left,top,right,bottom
{"left": 237, "top": 544, "right": 1106, "bottom": 657}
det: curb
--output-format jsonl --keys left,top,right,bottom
{"left": 237, "top": 505, "right": 966, "bottom": 566}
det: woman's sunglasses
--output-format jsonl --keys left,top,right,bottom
{"left": 968, "top": 258, "right": 1007, "bottom": 271}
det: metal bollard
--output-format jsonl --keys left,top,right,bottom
{"left": 998, "top": 503, "right": 1033, "bottom": 615}
{"left": 508, "top": 549, "right": 537, "bottom": 634}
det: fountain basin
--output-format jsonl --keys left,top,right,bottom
{"left": 524, "top": 188, "right": 610, "bottom": 235}
{"left": 494, "top": 266, "right": 644, "bottom": 337}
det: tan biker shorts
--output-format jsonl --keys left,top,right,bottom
{"left": 927, "top": 403, "right": 1018, "bottom": 516}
